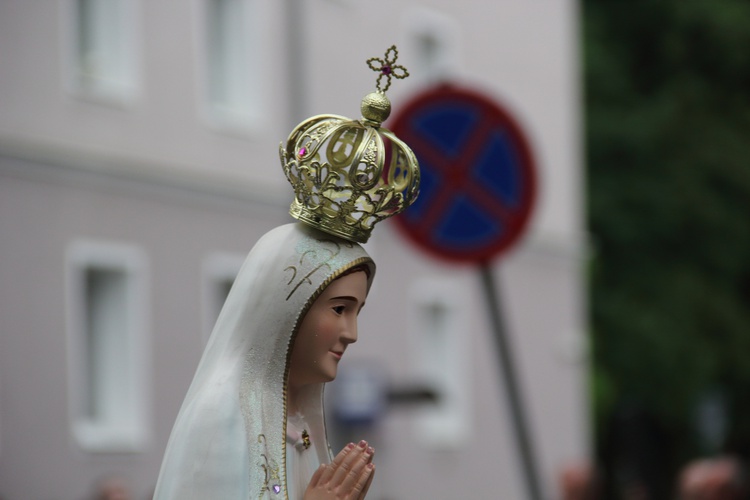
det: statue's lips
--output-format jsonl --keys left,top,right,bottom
{"left": 329, "top": 351, "right": 343, "bottom": 360}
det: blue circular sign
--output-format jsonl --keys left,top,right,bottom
{"left": 389, "top": 84, "right": 537, "bottom": 263}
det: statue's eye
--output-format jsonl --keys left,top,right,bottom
{"left": 333, "top": 305, "right": 346, "bottom": 315}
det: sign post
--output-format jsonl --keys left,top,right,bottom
{"left": 390, "top": 84, "right": 542, "bottom": 500}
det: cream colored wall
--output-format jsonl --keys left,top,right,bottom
{"left": 0, "top": 1, "right": 585, "bottom": 499}
{"left": 0, "top": 0, "right": 581, "bottom": 242}
{"left": 350, "top": 227, "right": 587, "bottom": 499}
{"left": 0, "top": 0, "right": 289, "bottom": 190}
{"left": 0, "top": 155, "right": 288, "bottom": 500}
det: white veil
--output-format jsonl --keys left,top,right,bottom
{"left": 153, "top": 223, "right": 375, "bottom": 499}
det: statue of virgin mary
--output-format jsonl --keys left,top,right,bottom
{"left": 153, "top": 46, "right": 419, "bottom": 499}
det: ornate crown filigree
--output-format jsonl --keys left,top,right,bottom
{"left": 280, "top": 46, "right": 420, "bottom": 243}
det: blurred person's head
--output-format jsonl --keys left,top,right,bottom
{"left": 678, "top": 456, "right": 745, "bottom": 500}
{"left": 94, "top": 476, "right": 131, "bottom": 500}
{"left": 560, "top": 460, "right": 599, "bottom": 500}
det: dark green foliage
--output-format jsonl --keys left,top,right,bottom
{"left": 585, "top": 0, "right": 750, "bottom": 495}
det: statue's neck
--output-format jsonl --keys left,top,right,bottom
{"left": 286, "top": 383, "right": 303, "bottom": 417}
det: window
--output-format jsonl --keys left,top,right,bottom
{"left": 402, "top": 7, "right": 461, "bottom": 84}
{"left": 68, "top": 0, "right": 139, "bottom": 103}
{"left": 409, "top": 277, "right": 471, "bottom": 449}
{"left": 203, "top": 0, "right": 262, "bottom": 130}
{"left": 201, "top": 252, "right": 245, "bottom": 343}
{"left": 66, "top": 241, "right": 149, "bottom": 452}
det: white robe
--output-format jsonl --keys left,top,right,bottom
{"left": 153, "top": 223, "right": 375, "bottom": 499}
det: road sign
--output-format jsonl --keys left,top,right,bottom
{"left": 389, "top": 84, "right": 544, "bottom": 500}
{"left": 389, "top": 84, "right": 536, "bottom": 263}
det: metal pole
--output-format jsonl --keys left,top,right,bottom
{"left": 480, "top": 262, "right": 544, "bottom": 500}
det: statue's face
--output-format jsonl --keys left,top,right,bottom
{"left": 288, "top": 271, "right": 368, "bottom": 388}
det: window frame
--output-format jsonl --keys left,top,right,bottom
{"left": 409, "top": 276, "right": 471, "bottom": 449}
{"left": 199, "top": 0, "right": 265, "bottom": 134}
{"left": 65, "top": 240, "right": 150, "bottom": 453}
{"left": 64, "top": 0, "right": 141, "bottom": 106}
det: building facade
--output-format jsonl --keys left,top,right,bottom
{"left": 0, "top": 1, "right": 585, "bottom": 499}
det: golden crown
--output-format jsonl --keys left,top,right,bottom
{"left": 280, "top": 46, "right": 420, "bottom": 243}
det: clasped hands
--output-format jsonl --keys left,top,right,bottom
{"left": 304, "top": 440, "right": 375, "bottom": 500}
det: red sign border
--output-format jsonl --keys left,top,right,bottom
{"left": 388, "top": 84, "right": 537, "bottom": 264}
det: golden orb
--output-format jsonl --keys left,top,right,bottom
{"left": 360, "top": 92, "right": 391, "bottom": 124}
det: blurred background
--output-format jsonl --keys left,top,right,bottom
{"left": 3, "top": 1, "right": 745, "bottom": 499}
{"left": 0, "top": 1, "right": 584, "bottom": 498}
{"left": 586, "top": 1, "right": 750, "bottom": 499}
